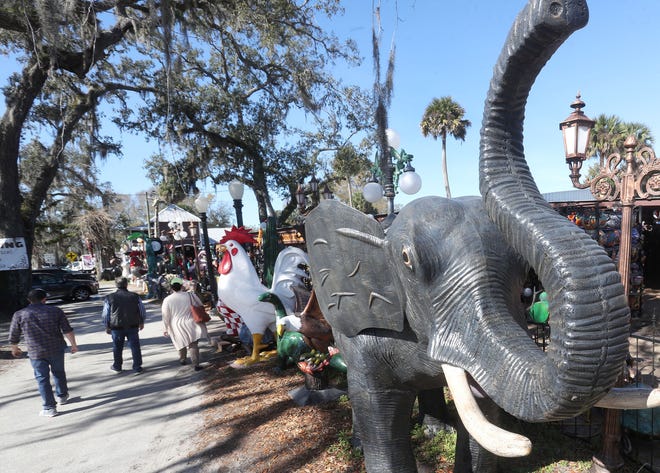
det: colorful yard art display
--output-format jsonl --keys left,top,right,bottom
{"left": 214, "top": 225, "right": 345, "bottom": 384}
{"left": 565, "top": 208, "right": 645, "bottom": 314}
{"left": 216, "top": 226, "right": 310, "bottom": 365}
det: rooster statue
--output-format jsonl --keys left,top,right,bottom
{"left": 217, "top": 226, "right": 310, "bottom": 365}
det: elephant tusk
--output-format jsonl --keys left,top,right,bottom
{"left": 442, "top": 364, "right": 532, "bottom": 458}
{"left": 595, "top": 387, "right": 660, "bottom": 409}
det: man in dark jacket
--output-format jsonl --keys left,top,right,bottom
{"left": 102, "top": 277, "right": 146, "bottom": 374}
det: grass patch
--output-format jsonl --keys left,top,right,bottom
{"left": 411, "top": 423, "right": 457, "bottom": 469}
{"left": 328, "top": 429, "right": 365, "bottom": 463}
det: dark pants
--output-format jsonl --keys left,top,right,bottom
{"left": 111, "top": 328, "right": 142, "bottom": 371}
{"left": 30, "top": 348, "right": 67, "bottom": 409}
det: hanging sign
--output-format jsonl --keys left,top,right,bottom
{"left": 0, "top": 237, "right": 29, "bottom": 271}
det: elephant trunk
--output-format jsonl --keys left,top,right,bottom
{"left": 478, "top": 0, "right": 629, "bottom": 421}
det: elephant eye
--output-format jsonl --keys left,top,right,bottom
{"left": 402, "top": 247, "right": 414, "bottom": 270}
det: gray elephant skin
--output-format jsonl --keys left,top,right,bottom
{"left": 305, "top": 1, "right": 630, "bottom": 472}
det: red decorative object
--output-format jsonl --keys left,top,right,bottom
{"left": 219, "top": 226, "right": 256, "bottom": 245}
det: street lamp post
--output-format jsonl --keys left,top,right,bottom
{"left": 295, "top": 181, "right": 307, "bottom": 212}
{"left": 194, "top": 194, "right": 218, "bottom": 305}
{"left": 188, "top": 223, "right": 200, "bottom": 280}
{"left": 152, "top": 197, "right": 166, "bottom": 239}
{"left": 159, "top": 230, "right": 172, "bottom": 272}
{"left": 295, "top": 175, "right": 330, "bottom": 214}
{"left": 560, "top": 94, "right": 660, "bottom": 472}
{"left": 363, "top": 128, "right": 422, "bottom": 215}
{"left": 321, "top": 182, "right": 333, "bottom": 201}
{"left": 560, "top": 96, "right": 660, "bottom": 301}
{"left": 228, "top": 180, "right": 245, "bottom": 228}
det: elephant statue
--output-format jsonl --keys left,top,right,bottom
{"left": 305, "top": 1, "right": 658, "bottom": 472}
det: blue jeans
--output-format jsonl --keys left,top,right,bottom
{"left": 30, "top": 349, "right": 67, "bottom": 410}
{"left": 111, "top": 328, "right": 142, "bottom": 371}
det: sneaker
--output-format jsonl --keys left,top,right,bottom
{"left": 179, "top": 358, "right": 188, "bottom": 365}
{"left": 110, "top": 365, "right": 122, "bottom": 374}
{"left": 57, "top": 394, "right": 69, "bottom": 405}
{"left": 39, "top": 408, "right": 58, "bottom": 417}
{"left": 134, "top": 367, "right": 143, "bottom": 374}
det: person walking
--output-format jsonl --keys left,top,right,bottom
{"left": 161, "top": 277, "right": 208, "bottom": 371}
{"left": 102, "top": 277, "right": 146, "bottom": 374}
{"left": 8, "top": 288, "right": 78, "bottom": 417}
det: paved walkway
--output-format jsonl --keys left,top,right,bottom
{"left": 0, "top": 284, "right": 223, "bottom": 473}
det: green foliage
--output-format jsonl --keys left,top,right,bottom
{"left": 329, "top": 143, "right": 374, "bottom": 208}
{"left": 351, "top": 191, "right": 381, "bottom": 215}
{"left": 420, "top": 96, "right": 471, "bottom": 142}
{"left": 327, "top": 429, "right": 364, "bottom": 463}
{"left": 411, "top": 424, "right": 457, "bottom": 466}
{"left": 146, "top": 155, "right": 201, "bottom": 204}
{"left": 206, "top": 203, "right": 233, "bottom": 228}
{"left": 322, "top": 394, "right": 647, "bottom": 473}
{"left": 337, "top": 394, "right": 351, "bottom": 406}
{"left": 332, "top": 144, "right": 372, "bottom": 179}
{"left": 0, "top": 0, "right": 373, "bottom": 316}
{"left": 124, "top": 0, "right": 373, "bottom": 223}
{"left": 587, "top": 114, "right": 655, "bottom": 168}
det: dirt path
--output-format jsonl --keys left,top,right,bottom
{"left": 194, "top": 350, "right": 358, "bottom": 473}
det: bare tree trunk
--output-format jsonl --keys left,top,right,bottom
{"left": 347, "top": 178, "right": 353, "bottom": 207}
{"left": 441, "top": 134, "right": 452, "bottom": 199}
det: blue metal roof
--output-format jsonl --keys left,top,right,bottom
{"left": 543, "top": 189, "right": 596, "bottom": 203}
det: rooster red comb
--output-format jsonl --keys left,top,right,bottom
{"left": 220, "top": 226, "right": 256, "bottom": 244}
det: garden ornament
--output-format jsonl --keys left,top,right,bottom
{"left": 258, "top": 290, "right": 347, "bottom": 374}
{"left": 216, "top": 227, "right": 310, "bottom": 365}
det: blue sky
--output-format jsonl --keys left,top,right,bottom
{"left": 5, "top": 1, "right": 660, "bottom": 227}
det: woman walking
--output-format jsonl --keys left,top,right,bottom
{"left": 161, "top": 277, "right": 208, "bottom": 370}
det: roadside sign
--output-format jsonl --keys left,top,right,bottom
{"left": 0, "top": 237, "right": 29, "bottom": 271}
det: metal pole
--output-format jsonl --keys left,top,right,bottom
{"left": 592, "top": 141, "right": 637, "bottom": 473}
{"left": 617, "top": 141, "right": 636, "bottom": 301}
{"left": 199, "top": 212, "right": 218, "bottom": 305}
{"left": 383, "top": 152, "right": 395, "bottom": 215}
{"left": 233, "top": 199, "right": 244, "bottom": 228}
{"left": 145, "top": 193, "right": 152, "bottom": 238}
{"left": 189, "top": 224, "right": 200, "bottom": 281}
{"left": 154, "top": 201, "right": 160, "bottom": 240}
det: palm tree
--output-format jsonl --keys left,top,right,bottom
{"left": 420, "top": 96, "right": 471, "bottom": 198}
{"left": 620, "top": 122, "right": 654, "bottom": 150}
{"left": 587, "top": 114, "right": 623, "bottom": 167}
{"left": 587, "top": 115, "right": 655, "bottom": 172}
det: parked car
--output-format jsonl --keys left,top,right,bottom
{"left": 31, "top": 269, "right": 99, "bottom": 301}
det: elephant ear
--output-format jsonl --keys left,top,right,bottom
{"left": 304, "top": 200, "right": 404, "bottom": 337}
